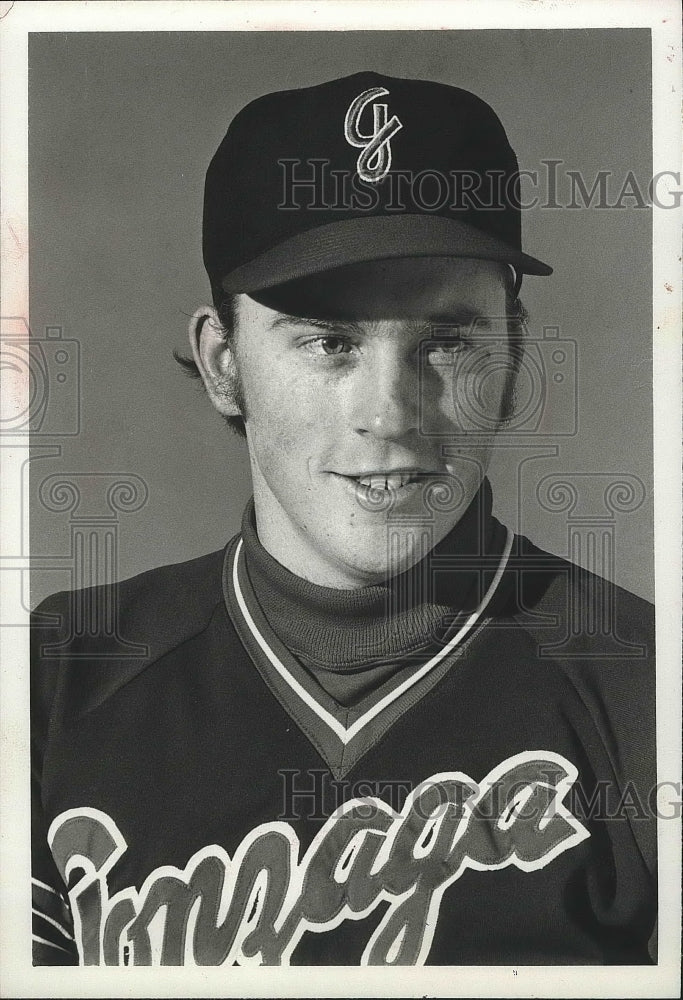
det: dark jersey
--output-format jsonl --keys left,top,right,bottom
{"left": 31, "top": 523, "right": 656, "bottom": 966}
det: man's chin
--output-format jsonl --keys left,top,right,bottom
{"left": 329, "top": 532, "right": 439, "bottom": 588}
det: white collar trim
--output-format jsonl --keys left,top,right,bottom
{"left": 231, "top": 527, "right": 513, "bottom": 746}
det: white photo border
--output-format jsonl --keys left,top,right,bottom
{"left": 1, "top": 1, "right": 680, "bottom": 997}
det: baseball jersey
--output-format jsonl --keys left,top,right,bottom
{"left": 31, "top": 495, "right": 656, "bottom": 966}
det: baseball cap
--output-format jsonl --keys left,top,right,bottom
{"left": 203, "top": 71, "right": 552, "bottom": 296}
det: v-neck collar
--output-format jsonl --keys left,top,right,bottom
{"left": 222, "top": 524, "right": 512, "bottom": 779}
{"left": 238, "top": 482, "right": 497, "bottom": 670}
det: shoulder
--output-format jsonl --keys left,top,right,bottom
{"left": 500, "top": 530, "right": 656, "bottom": 873}
{"left": 32, "top": 545, "right": 229, "bottom": 651}
{"left": 492, "top": 528, "right": 655, "bottom": 746}
{"left": 503, "top": 530, "right": 654, "bottom": 649}
{"left": 31, "top": 544, "right": 232, "bottom": 738}
{"left": 502, "top": 529, "right": 655, "bottom": 684}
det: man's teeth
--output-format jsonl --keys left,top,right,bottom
{"left": 358, "top": 473, "right": 414, "bottom": 490}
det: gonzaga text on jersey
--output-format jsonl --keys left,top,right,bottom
{"left": 48, "top": 751, "right": 589, "bottom": 966}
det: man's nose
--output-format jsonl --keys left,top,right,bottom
{"left": 351, "top": 347, "right": 419, "bottom": 440}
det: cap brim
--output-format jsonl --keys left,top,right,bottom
{"left": 221, "top": 214, "right": 552, "bottom": 293}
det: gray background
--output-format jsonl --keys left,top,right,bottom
{"left": 28, "top": 29, "right": 654, "bottom": 604}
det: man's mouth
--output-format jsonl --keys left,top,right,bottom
{"left": 355, "top": 472, "right": 417, "bottom": 491}
{"left": 334, "top": 470, "right": 427, "bottom": 493}
{"left": 332, "top": 470, "right": 446, "bottom": 509}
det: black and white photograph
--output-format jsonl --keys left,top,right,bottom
{"left": 0, "top": 1, "right": 680, "bottom": 996}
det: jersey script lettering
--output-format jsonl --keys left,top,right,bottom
{"left": 48, "top": 751, "right": 589, "bottom": 966}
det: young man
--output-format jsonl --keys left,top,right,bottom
{"left": 31, "top": 72, "right": 656, "bottom": 966}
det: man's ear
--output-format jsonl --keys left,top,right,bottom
{"left": 188, "top": 306, "right": 242, "bottom": 417}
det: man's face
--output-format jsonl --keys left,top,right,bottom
{"left": 227, "top": 257, "right": 513, "bottom": 588}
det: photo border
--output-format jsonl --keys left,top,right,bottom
{"left": 1, "top": 2, "right": 680, "bottom": 996}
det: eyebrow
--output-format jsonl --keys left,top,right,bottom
{"left": 266, "top": 307, "right": 490, "bottom": 336}
{"left": 267, "top": 315, "right": 363, "bottom": 335}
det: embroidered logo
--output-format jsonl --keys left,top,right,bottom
{"left": 48, "top": 752, "right": 589, "bottom": 966}
{"left": 344, "top": 87, "right": 403, "bottom": 183}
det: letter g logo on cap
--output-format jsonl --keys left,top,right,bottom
{"left": 344, "top": 87, "right": 403, "bottom": 184}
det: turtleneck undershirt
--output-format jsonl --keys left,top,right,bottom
{"left": 240, "top": 480, "right": 504, "bottom": 707}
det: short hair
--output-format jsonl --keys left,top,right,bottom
{"left": 175, "top": 277, "right": 528, "bottom": 439}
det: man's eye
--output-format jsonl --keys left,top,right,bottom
{"left": 423, "top": 339, "right": 470, "bottom": 363}
{"left": 317, "top": 336, "right": 351, "bottom": 356}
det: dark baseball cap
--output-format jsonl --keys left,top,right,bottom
{"left": 203, "top": 71, "right": 552, "bottom": 296}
